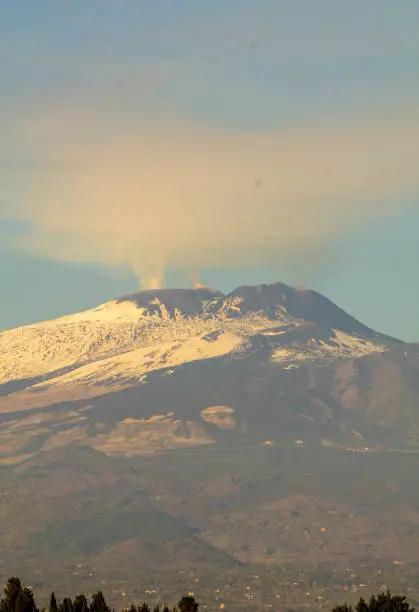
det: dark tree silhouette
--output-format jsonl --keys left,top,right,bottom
{"left": 0, "top": 577, "right": 23, "bottom": 612}
{"left": 0, "top": 579, "right": 38, "bottom": 612}
{"left": 177, "top": 596, "right": 198, "bottom": 612}
{"left": 49, "top": 593, "right": 58, "bottom": 612}
{"left": 73, "top": 595, "right": 88, "bottom": 612}
{"left": 333, "top": 591, "right": 414, "bottom": 612}
{"left": 3, "top": 576, "right": 413, "bottom": 612}
{"left": 60, "top": 598, "right": 73, "bottom": 612}
{"left": 89, "top": 592, "right": 109, "bottom": 612}
{"left": 15, "top": 588, "right": 37, "bottom": 612}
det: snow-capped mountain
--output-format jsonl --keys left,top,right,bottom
{"left": 2, "top": 282, "right": 419, "bottom": 608}
{"left": 1, "top": 280, "right": 416, "bottom": 464}
{"left": 0, "top": 283, "right": 394, "bottom": 401}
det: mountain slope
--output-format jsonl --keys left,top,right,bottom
{"left": 0, "top": 282, "right": 395, "bottom": 390}
{"left": 1, "top": 282, "right": 419, "bottom": 611}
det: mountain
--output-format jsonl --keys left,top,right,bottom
{"left": 1, "top": 282, "right": 419, "bottom": 611}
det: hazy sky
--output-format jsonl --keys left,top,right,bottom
{"left": 1, "top": 1, "right": 418, "bottom": 340}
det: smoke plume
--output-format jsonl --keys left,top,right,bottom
{"left": 2, "top": 104, "right": 418, "bottom": 288}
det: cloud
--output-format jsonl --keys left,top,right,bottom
{"left": 2, "top": 104, "right": 418, "bottom": 288}
{"left": 2, "top": 0, "right": 418, "bottom": 130}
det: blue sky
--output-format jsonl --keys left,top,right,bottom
{"left": 1, "top": 1, "right": 418, "bottom": 340}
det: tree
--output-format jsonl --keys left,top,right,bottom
{"left": 60, "top": 599, "right": 73, "bottom": 612}
{"left": 73, "top": 596, "right": 88, "bottom": 612}
{"left": 49, "top": 594, "right": 58, "bottom": 612}
{"left": 0, "top": 579, "right": 38, "bottom": 612}
{"left": 356, "top": 598, "right": 369, "bottom": 612}
{"left": 15, "top": 588, "right": 38, "bottom": 612}
{"left": 332, "top": 591, "right": 414, "bottom": 612}
{"left": 0, "top": 577, "right": 24, "bottom": 612}
{"left": 89, "top": 593, "right": 109, "bottom": 612}
{"left": 177, "top": 596, "right": 198, "bottom": 612}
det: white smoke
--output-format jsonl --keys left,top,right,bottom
{"left": 2, "top": 105, "right": 418, "bottom": 288}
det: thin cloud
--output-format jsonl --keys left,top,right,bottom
{"left": 2, "top": 104, "right": 418, "bottom": 288}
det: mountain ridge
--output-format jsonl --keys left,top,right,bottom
{"left": 0, "top": 281, "right": 399, "bottom": 395}
{"left": 1, "top": 281, "right": 419, "bottom": 610}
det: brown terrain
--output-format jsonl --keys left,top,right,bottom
{"left": 1, "top": 283, "right": 419, "bottom": 611}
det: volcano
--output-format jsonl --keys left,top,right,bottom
{"left": 1, "top": 282, "right": 419, "bottom": 610}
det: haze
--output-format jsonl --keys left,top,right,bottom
{"left": 0, "top": 1, "right": 418, "bottom": 338}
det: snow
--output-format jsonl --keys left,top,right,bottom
{"left": 271, "top": 329, "right": 385, "bottom": 364}
{"left": 0, "top": 297, "right": 286, "bottom": 385}
{"left": 30, "top": 331, "right": 246, "bottom": 391}
{"left": 0, "top": 290, "right": 389, "bottom": 395}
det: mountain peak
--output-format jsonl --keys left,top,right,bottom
{"left": 109, "top": 281, "right": 400, "bottom": 342}
{"left": 221, "top": 282, "right": 388, "bottom": 340}
{"left": 116, "top": 287, "right": 224, "bottom": 317}
{"left": 0, "top": 280, "right": 402, "bottom": 392}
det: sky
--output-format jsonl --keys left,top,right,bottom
{"left": 0, "top": 1, "right": 418, "bottom": 340}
